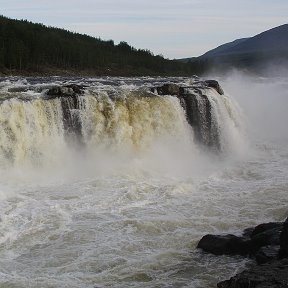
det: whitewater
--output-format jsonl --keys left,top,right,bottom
{"left": 0, "top": 75, "right": 287, "bottom": 288}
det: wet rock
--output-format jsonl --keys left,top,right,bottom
{"left": 44, "top": 84, "right": 85, "bottom": 145}
{"left": 60, "top": 96, "right": 84, "bottom": 146}
{"left": 8, "top": 86, "right": 29, "bottom": 93}
{"left": 197, "top": 234, "right": 250, "bottom": 256}
{"left": 180, "top": 92, "right": 219, "bottom": 149}
{"left": 251, "top": 222, "right": 283, "bottom": 237}
{"left": 249, "top": 226, "right": 282, "bottom": 254}
{"left": 204, "top": 80, "right": 224, "bottom": 95}
{"left": 154, "top": 83, "right": 184, "bottom": 96}
{"left": 242, "top": 227, "right": 254, "bottom": 238}
{"left": 196, "top": 218, "right": 288, "bottom": 288}
{"left": 45, "top": 84, "right": 85, "bottom": 98}
{"left": 279, "top": 217, "right": 288, "bottom": 259}
{"left": 255, "top": 245, "right": 280, "bottom": 264}
{"left": 217, "top": 258, "right": 288, "bottom": 288}
{"left": 66, "top": 84, "right": 85, "bottom": 95}
{"left": 152, "top": 82, "right": 221, "bottom": 150}
{"left": 197, "top": 222, "right": 283, "bottom": 258}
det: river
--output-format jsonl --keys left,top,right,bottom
{"left": 0, "top": 75, "right": 287, "bottom": 287}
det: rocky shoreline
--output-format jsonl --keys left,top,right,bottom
{"left": 197, "top": 217, "right": 288, "bottom": 287}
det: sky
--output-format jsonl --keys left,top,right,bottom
{"left": 1, "top": 0, "right": 287, "bottom": 59}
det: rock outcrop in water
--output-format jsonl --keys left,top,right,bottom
{"left": 153, "top": 80, "right": 223, "bottom": 149}
{"left": 197, "top": 217, "right": 288, "bottom": 288}
{"left": 45, "top": 84, "right": 86, "bottom": 145}
{"left": 197, "top": 222, "right": 283, "bottom": 258}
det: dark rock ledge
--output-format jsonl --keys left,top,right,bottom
{"left": 152, "top": 80, "right": 224, "bottom": 96}
{"left": 197, "top": 217, "right": 288, "bottom": 288}
{"left": 45, "top": 84, "right": 85, "bottom": 99}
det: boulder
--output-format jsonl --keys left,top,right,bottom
{"left": 196, "top": 218, "right": 288, "bottom": 287}
{"left": 197, "top": 234, "right": 250, "bottom": 256}
{"left": 197, "top": 222, "right": 283, "bottom": 258}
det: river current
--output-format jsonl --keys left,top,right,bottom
{"left": 0, "top": 75, "right": 287, "bottom": 288}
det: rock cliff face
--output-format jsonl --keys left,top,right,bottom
{"left": 197, "top": 217, "right": 288, "bottom": 288}
{"left": 152, "top": 81, "right": 224, "bottom": 149}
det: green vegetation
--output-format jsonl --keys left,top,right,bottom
{"left": 0, "top": 15, "right": 195, "bottom": 76}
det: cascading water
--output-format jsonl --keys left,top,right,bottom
{"left": 0, "top": 77, "right": 243, "bottom": 168}
{"left": 0, "top": 97, "right": 65, "bottom": 166}
{"left": 1, "top": 76, "right": 286, "bottom": 288}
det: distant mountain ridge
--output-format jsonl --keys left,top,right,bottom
{"left": 200, "top": 38, "right": 249, "bottom": 58}
{"left": 202, "top": 24, "right": 288, "bottom": 58}
{"left": 182, "top": 23, "right": 288, "bottom": 73}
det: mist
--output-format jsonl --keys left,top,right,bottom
{"left": 211, "top": 68, "right": 288, "bottom": 143}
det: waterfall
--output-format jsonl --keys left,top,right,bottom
{"left": 0, "top": 77, "right": 244, "bottom": 167}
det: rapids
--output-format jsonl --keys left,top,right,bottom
{"left": 0, "top": 76, "right": 287, "bottom": 288}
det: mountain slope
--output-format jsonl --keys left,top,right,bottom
{"left": 183, "top": 23, "right": 288, "bottom": 74}
{"left": 200, "top": 38, "right": 249, "bottom": 58}
{"left": 201, "top": 24, "right": 288, "bottom": 58}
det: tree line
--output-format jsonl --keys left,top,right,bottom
{"left": 0, "top": 15, "right": 208, "bottom": 76}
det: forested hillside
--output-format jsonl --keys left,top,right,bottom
{"left": 0, "top": 15, "right": 192, "bottom": 76}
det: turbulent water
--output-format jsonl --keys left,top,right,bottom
{"left": 0, "top": 75, "right": 287, "bottom": 288}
